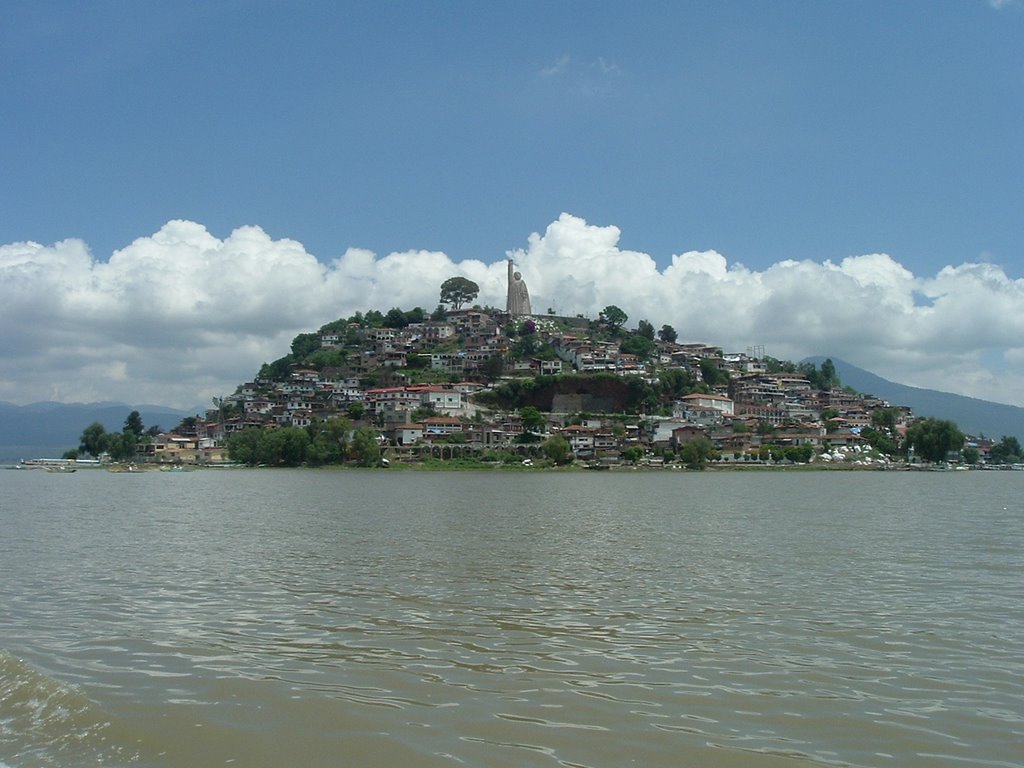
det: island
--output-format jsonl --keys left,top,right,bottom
{"left": 58, "top": 271, "right": 1022, "bottom": 471}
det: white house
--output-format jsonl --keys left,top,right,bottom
{"left": 677, "top": 393, "right": 735, "bottom": 416}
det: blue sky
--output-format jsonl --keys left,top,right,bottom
{"left": 4, "top": 0, "right": 1021, "bottom": 270}
{"left": 2, "top": 1, "right": 1023, "bottom": 410}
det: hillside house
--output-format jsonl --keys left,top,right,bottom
{"left": 677, "top": 393, "right": 735, "bottom": 417}
{"left": 671, "top": 425, "right": 709, "bottom": 449}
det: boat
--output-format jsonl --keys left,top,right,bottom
{"left": 18, "top": 458, "right": 74, "bottom": 471}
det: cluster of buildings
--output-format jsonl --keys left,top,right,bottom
{"left": 142, "top": 304, "right": 932, "bottom": 466}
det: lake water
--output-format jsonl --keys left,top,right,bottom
{"left": 1, "top": 468, "right": 1022, "bottom": 768}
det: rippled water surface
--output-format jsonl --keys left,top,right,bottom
{"left": 2, "top": 469, "right": 1022, "bottom": 767}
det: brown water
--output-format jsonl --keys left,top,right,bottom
{"left": 1, "top": 468, "right": 1022, "bottom": 767}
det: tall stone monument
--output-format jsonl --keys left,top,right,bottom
{"left": 506, "top": 259, "right": 532, "bottom": 316}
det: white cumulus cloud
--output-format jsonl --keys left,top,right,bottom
{"left": 2, "top": 213, "right": 1023, "bottom": 410}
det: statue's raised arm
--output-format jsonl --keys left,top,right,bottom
{"left": 506, "top": 259, "right": 532, "bottom": 316}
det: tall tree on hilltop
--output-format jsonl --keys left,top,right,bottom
{"left": 291, "top": 332, "right": 320, "bottom": 359}
{"left": 384, "top": 307, "right": 410, "bottom": 328}
{"left": 599, "top": 305, "right": 627, "bottom": 331}
{"left": 439, "top": 276, "right": 480, "bottom": 310}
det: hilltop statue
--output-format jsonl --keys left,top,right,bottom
{"left": 506, "top": 259, "right": 532, "bottom": 315}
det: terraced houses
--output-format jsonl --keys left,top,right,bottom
{"left": 161, "top": 307, "right": 915, "bottom": 464}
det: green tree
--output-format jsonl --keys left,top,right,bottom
{"left": 439, "top": 276, "right": 480, "bottom": 309}
{"left": 290, "top": 332, "right": 321, "bottom": 359}
{"left": 795, "top": 359, "right": 840, "bottom": 390}
{"left": 106, "top": 431, "right": 137, "bottom": 462}
{"left": 990, "top": 435, "right": 1023, "bottom": 464}
{"left": 906, "top": 418, "right": 964, "bottom": 463}
{"left": 621, "top": 445, "right": 644, "bottom": 463}
{"left": 411, "top": 403, "right": 437, "bottom": 422}
{"left": 637, "top": 319, "right": 655, "bottom": 340}
{"left": 599, "top": 305, "right": 628, "bottom": 331}
{"left": 764, "top": 357, "right": 796, "bottom": 374}
{"left": 783, "top": 445, "right": 814, "bottom": 463}
{"left": 659, "top": 368, "right": 697, "bottom": 401}
{"left": 625, "top": 376, "right": 660, "bottom": 413}
{"left": 658, "top": 324, "right": 678, "bottom": 343}
{"left": 820, "top": 358, "right": 839, "bottom": 389}
{"left": 678, "top": 436, "right": 714, "bottom": 469}
{"left": 306, "top": 417, "right": 351, "bottom": 465}
{"left": 519, "top": 405, "right": 546, "bottom": 433}
{"left": 172, "top": 415, "right": 198, "bottom": 436}
{"left": 821, "top": 407, "right": 841, "bottom": 433}
{"left": 861, "top": 426, "right": 897, "bottom": 456}
{"left": 699, "top": 358, "right": 730, "bottom": 387}
{"left": 513, "top": 332, "right": 538, "bottom": 357}
{"left": 871, "top": 407, "right": 899, "bottom": 433}
{"left": 363, "top": 309, "right": 385, "bottom": 327}
{"left": 227, "top": 428, "right": 263, "bottom": 465}
{"left": 961, "top": 446, "right": 980, "bottom": 465}
{"left": 384, "top": 307, "right": 409, "bottom": 328}
{"left": 256, "top": 427, "right": 310, "bottom": 466}
{"left": 79, "top": 422, "right": 109, "bottom": 458}
{"left": 481, "top": 353, "right": 505, "bottom": 383}
{"left": 542, "top": 434, "right": 572, "bottom": 465}
{"left": 350, "top": 426, "right": 383, "bottom": 467}
{"left": 124, "top": 410, "right": 145, "bottom": 437}
{"left": 260, "top": 356, "right": 294, "bottom": 381}
{"left": 307, "top": 348, "right": 348, "bottom": 370}
{"left": 404, "top": 353, "right": 429, "bottom": 370}
{"left": 620, "top": 333, "right": 656, "bottom": 359}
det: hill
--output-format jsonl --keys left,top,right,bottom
{"left": 0, "top": 402, "right": 193, "bottom": 462}
{"left": 804, "top": 357, "right": 1024, "bottom": 440}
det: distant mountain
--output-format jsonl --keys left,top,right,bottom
{"left": 0, "top": 402, "right": 194, "bottom": 462}
{"left": 804, "top": 357, "right": 1024, "bottom": 440}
